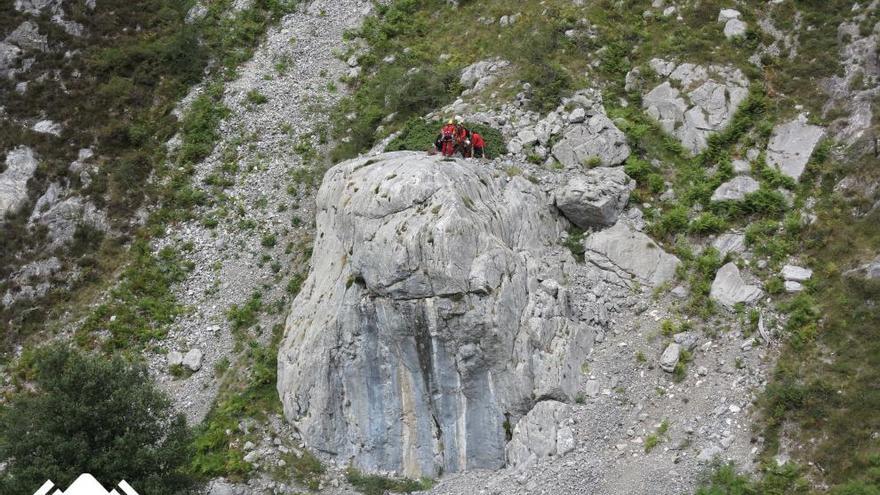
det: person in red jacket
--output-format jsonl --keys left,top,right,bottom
{"left": 470, "top": 131, "right": 486, "bottom": 158}
{"left": 434, "top": 119, "right": 458, "bottom": 156}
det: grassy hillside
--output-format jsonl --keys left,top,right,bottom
{"left": 335, "top": 0, "right": 880, "bottom": 492}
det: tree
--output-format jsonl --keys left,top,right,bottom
{"left": 0, "top": 345, "right": 195, "bottom": 494}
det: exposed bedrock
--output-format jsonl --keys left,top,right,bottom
{"left": 277, "top": 151, "right": 594, "bottom": 478}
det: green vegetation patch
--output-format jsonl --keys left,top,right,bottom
{"left": 386, "top": 118, "right": 507, "bottom": 158}
{"left": 0, "top": 345, "right": 195, "bottom": 495}
{"left": 346, "top": 467, "right": 434, "bottom": 495}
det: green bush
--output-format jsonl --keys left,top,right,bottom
{"left": 346, "top": 467, "right": 433, "bottom": 495}
{"left": 0, "top": 346, "right": 195, "bottom": 495}
{"left": 652, "top": 205, "right": 690, "bottom": 238}
{"left": 386, "top": 118, "right": 507, "bottom": 158}
{"left": 689, "top": 212, "right": 728, "bottom": 235}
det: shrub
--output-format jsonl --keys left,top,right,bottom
{"left": 562, "top": 226, "right": 586, "bottom": 262}
{"left": 0, "top": 346, "right": 195, "bottom": 495}
{"left": 689, "top": 212, "right": 728, "bottom": 235}
{"left": 345, "top": 467, "right": 433, "bottom": 495}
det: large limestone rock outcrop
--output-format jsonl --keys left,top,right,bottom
{"left": 0, "top": 147, "right": 38, "bottom": 219}
{"left": 766, "top": 115, "right": 825, "bottom": 181}
{"left": 710, "top": 262, "right": 762, "bottom": 308}
{"left": 278, "top": 152, "right": 593, "bottom": 478}
{"left": 554, "top": 167, "right": 635, "bottom": 228}
{"left": 642, "top": 59, "right": 749, "bottom": 154}
{"left": 583, "top": 222, "right": 680, "bottom": 287}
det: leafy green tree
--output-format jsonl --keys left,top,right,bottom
{"left": 0, "top": 345, "right": 195, "bottom": 494}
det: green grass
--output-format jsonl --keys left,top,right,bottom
{"left": 190, "top": 324, "right": 293, "bottom": 480}
{"left": 644, "top": 419, "right": 670, "bottom": 453}
{"left": 74, "top": 242, "right": 191, "bottom": 352}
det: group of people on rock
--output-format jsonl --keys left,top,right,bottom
{"left": 433, "top": 116, "right": 487, "bottom": 159}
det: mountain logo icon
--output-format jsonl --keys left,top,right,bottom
{"left": 33, "top": 474, "right": 140, "bottom": 495}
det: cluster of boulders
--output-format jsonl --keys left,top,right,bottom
{"left": 167, "top": 348, "right": 204, "bottom": 372}
{"left": 634, "top": 58, "right": 750, "bottom": 154}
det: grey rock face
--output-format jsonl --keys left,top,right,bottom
{"left": 551, "top": 114, "right": 631, "bottom": 168}
{"left": 506, "top": 400, "right": 575, "bottom": 467}
{"left": 766, "top": 115, "right": 825, "bottom": 181}
{"left": 659, "top": 343, "right": 681, "bottom": 372}
{"left": 583, "top": 222, "right": 680, "bottom": 287}
{"left": 0, "top": 147, "right": 38, "bottom": 219}
{"left": 277, "top": 152, "right": 592, "bottom": 478}
{"left": 554, "top": 167, "right": 635, "bottom": 229}
{"left": 710, "top": 262, "right": 762, "bottom": 308}
{"left": 643, "top": 60, "right": 748, "bottom": 154}
{"left": 711, "top": 176, "right": 759, "bottom": 202}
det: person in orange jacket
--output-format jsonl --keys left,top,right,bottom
{"left": 470, "top": 131, "right": 486, "bottom": 158}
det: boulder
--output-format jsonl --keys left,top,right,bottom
{"left": 784, "top": 281, "right": 804, "bottom": 293}
{"left": 183, "top": 349, "right": 203, "bottom": 371}
{"left": 505, "top": 400, "right": 575, "bottom": 467}
{"left": 844, "top": 255, "right": 880, "bottom": 280}
{"left": 766, "top": 116, "right": 825, "bottom": 181}
{"left": 673, "top": 331, "right": 699, "bottom": 351}
{"left": 0, "top": 147, "right": 38, "bottom": 219}
{"left": 459, "top": 58, "right": 510, "bottom": 92}
{"left": 554, "top": 167, "right": 635, "bottom": 228}
{"left": 724, "top": 19, "right": 747, "bottom": 39}
{"left": 732, "top": 159, "right": 751, "bottom": 175}
{"left": 712, "top": 232, "right": 745, "bottom": 257}
{"left": 6, "top": 21, "right": 48, "bottom": 52}
{"left": 710, "top": 262, "right": 762, "bottom": 308}
{"left": 711, "top": 176, "right": 759, "bottom": 202}
{"left": 32, "top": 120, "right": 62, "bottom": 136}
{"left": 717, "top": 9, "right": 741, "bottom": 23}
{"left": 167, "top": 351, "right": 184, "bottom": 368}
{"left": 551, "top": 114, "right": 631, "bottom": 168}
{"left": 583, "top": 222, "right": 680, "bottom": 287}
{"left": 277, "top": 152, "right": 593, "bottom": 478}
{"left": 781, "top": 265, "right": 812, "bottom": 282}
{"left": 659, "top": 343, "right": 681, "bottom": 372}
{"left": 584, "top": 379, "right": 600, "bottom": 398}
